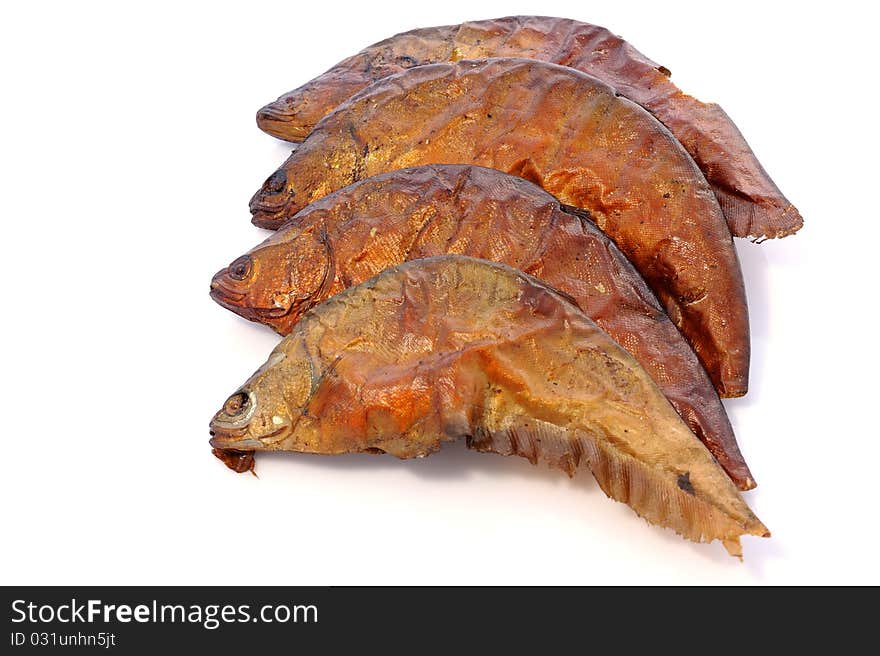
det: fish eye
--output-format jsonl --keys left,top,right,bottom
{"left": 264, "top": 169, "right": 287, "bottom": 193}
{"left": 223, "top": 391, "right": 249, "bottom": 417}
{"left": 228, "top": 255, "right": 253, "bottom": 281}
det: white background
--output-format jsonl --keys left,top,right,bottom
{"left": 2, "top": 1, "right": 877, "bottom": 585}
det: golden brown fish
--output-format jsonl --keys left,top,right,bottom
{"left": 215, "top": 165, "right": 754, "bottom": 488}
{"left": 256, "top": 16, "right": 801, "bottom": 240}
{"left": 249, "top": 58, "right": 750, "bottom": 397}
{"left": 209, "top": 256, "right": 768, "bottom": 557}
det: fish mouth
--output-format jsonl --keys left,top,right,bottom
{"left": 210, "top": 281, "right": 244, "bottom": 301}
{"left": 210, "top": 437, "right": 263, "bottom": 450}
{"left": 208, "top": 426, "right": 264, "bottom": 451}
{"left": 249, "top": 174, "right": 294, "bottom": 229}
{"left": 251, "top": 207, "right": 289, "bottom": 230}
{"left": 210, "top": 272, "right": 248, "bottom": 311}
{"left": 255, "top": 102, "right": 312, "bottom": 142}
{"left": 249, "top": 171, "right": 292, "bottom": 221}
{"left": 210, "top": 290, "right": 258, "bottom": 322}
{"left": 209, "top": 277, "right": 295, "bottom": 325}
{"left": 249, "top": 190, "right": 289, "bottom": 214}
{"left": 209, "top": 424, "right": 290, "bottom": 450}
{"left": 257, "top": 102, "right": 295, "bottom": 121}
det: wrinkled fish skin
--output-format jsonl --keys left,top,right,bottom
{"left": 215, "top": 164, "right": 754, "bottom": 489}
{"left": 249, "top": 59, "right": 750, "bottom": 398}
{"left": 256, "top": 15, "right": 801, "bottom": 240}
{"left": 209, "top": 256, "right": 768, "bottom": 557}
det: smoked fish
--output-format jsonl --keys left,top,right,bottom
{"left": 256, "top": 16, "right": 801, "bottom": 240}
{"left": 216, "top": 165, "right": 754, "bottom": 488}
{"left": 209, "top": 256, "right": 768, "bottom": 556}
{"left": 249, "top": 59, "right": 750, "bottom": 397}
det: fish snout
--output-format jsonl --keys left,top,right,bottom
{"left": 257, "top": 102, "right": 294, "bottom": 123}
{"left": 209, "top": 257, "right": 253, "bottom": 308}
{"left": 208, "top": 427, "right": 254, "bottom": 450}
{"left": 256, "top": 98, "right": 313, "bottom": 142}
{"left": 209, "top": 390, "right": 262, "bottom": 450}
{"left": 209, "top": 432, "right": 263, "bottom": 451}
{"left": 250, "top": 169, "right": 293, "bottom": 228}
{"left": 213, "top": 390, "right": 255, "bottom": 428}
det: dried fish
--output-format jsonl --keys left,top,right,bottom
{"left": 216, "top": 165, "right": 754, "bottom": 488}
{"left": 256, "top": 16, "right": 801, "bottom": 240}
{"left": 249, "top": 59, "right": 750, "bottom": 397}
{"left": 209, "top": 256, "right": 768, "bottom": 556}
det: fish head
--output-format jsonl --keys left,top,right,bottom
{"left": 209, "top": 347, "right": 317, "bottom": 461}
{"left": 249, "top": 161, "right": 299, "bottom": 229}
{"left": 250, "top": 137, "right": 367, "bottom": 229}
{"left": 209, "top": 224, "right": 334, "bottom": 335}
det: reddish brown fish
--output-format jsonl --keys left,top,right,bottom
{"left": 209, "top": 256, "right": 769, "bottom": 557}
{"left": 216, "top": 165, "right": 754, "bottom": 488}
{"left": 257, "top": 16, "right": 801, "bottom": 240}
{"left": 249, "top": 59, "right": 750, "bottom": 397}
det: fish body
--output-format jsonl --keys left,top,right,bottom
{"left": 216, "top": 165, "right": 754, "bottom": 488}
{"left": 256, "top": 16, "right": 801, "bottom": 240}
{"left": 210, "top": 256, "right": 768, "bottom": 556}
{"left": 249, "top": 59, "right": 750, "bottom": 397}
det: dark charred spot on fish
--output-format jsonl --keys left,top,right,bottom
{"left": 677, "top": 472, "right": 695, "bottom": 495}
{"left": 264, "top": 169, "right": 287, "bottom": 194}
{"left": 224, "top": 392, "right": 249, "bottom": 417}
{"left": 663, "top": 192, "right": 671, "bottom": 199}
{"left": 396, "top": 55, "right": 417, "bottom": 67}
{"left": 228, "top": 255, "right": 253, "bottom": 281}
{"left": 657, "top": 65, "right": 672, "bottom": 77}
